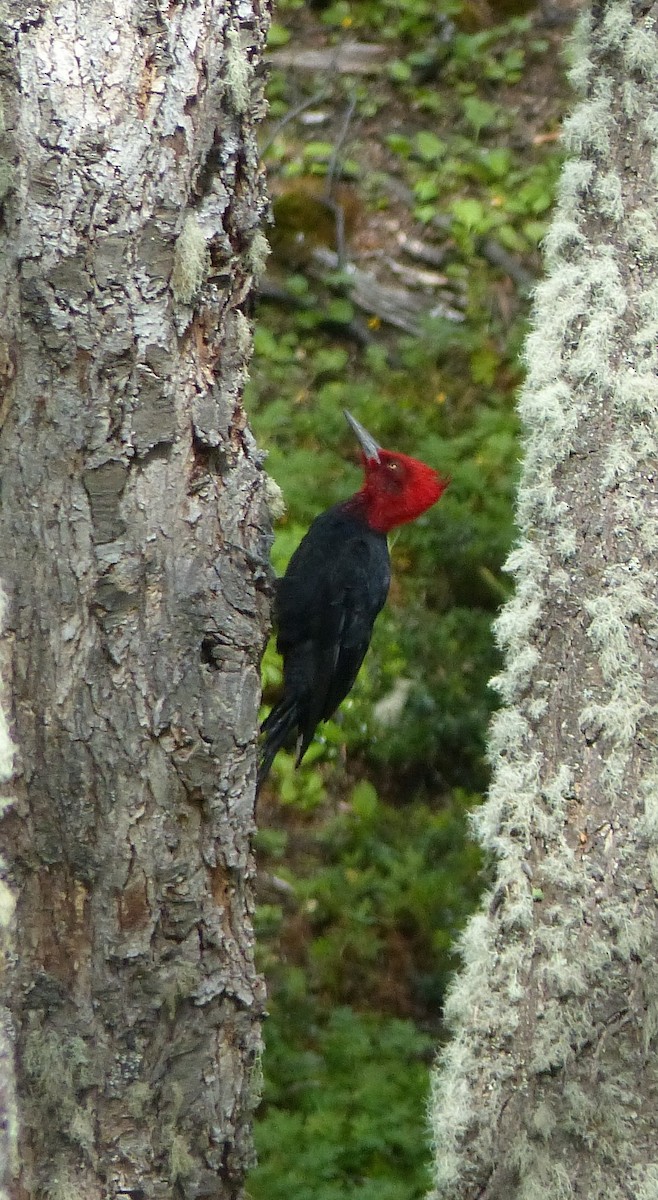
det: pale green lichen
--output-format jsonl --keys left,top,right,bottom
{"left": 633, "top": 1163, "right": 658, "bottom": 1200}
{"left": 599, "top": 3, "right": 633, "bottom": 50}
{"left": 161, "top": 960, "right": 199, "bottom": 1019}
{"left": 23, "top": 1027, "right": 93, "bottom": 1117}
{"left": 159, "top": 1080, "right": 199, "bottom": 1181}
{"left": 562, "top": 93, "right": 616, "bottom": 158}
{"left": 621, "top": 79, "right": 643, "bottom": 119}
{"left": 623, "top": 24, "right": 658, "bottom": 75}
{"left": 44, "top": 1165, "right": 89, "bottom": 1200}
{"left": 171, "top": 213, "right": 209, "bottom": 306}
{"left": 518, "top": 381, "right": 581, "bottom": 461}
{"left": 565, "top": 19, "right": 593, "bottom": 95}
{"left": 0, "top": 580, "right": 16, "bottom": 1191}
{"left": 0, "top": 880, "right": 14, "bottom": 928}
{"left": 601, "top": 440, "right": 635, "bottom": 488}
{"left": 0, "top": 583, "right": 14, "bottom": 791}
{"left": 532, "top": 1100, "right": 558, "bottom": 1140}
{"left": 233, "top": 308, "right": 253, "bottom": 360}
{"left": 170, "top": 1133, "right": 196, "bottom": 1180}
{"left": 69, "top": 1103, "right": 95, "bottom": 1156}
{"left": 246, "top": 228, "right": 271, "bottom": 281}
{"left": 0, "top": 161, "right": 14, "bottom": 203}
{"left": 640, "top": 769, "right": 658, "bottom": 841}
{"left": 593, "top": 169, "right": 624, "bottom": 222}
{"left": 125, "top": 1080, "right": 153, "bottom": 1119}
{"left": 22, "top": 1022, "right": 100, "bottom": 1169}
{"left": 225, "top": 27, "right": 250, "bottom": 114}
{"left": 558, "top": 158, "right": 594, "bottom": 201}
{"left": 263, "top": 474, "right": 287, "bottom": 520}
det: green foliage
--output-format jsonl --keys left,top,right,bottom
{"left": 251, "top": 1005, "right": 433, "bottom": 1200}
{"left": 250, "top": 0, "right": 569, "bottom": 1193}
{"left": 251, "top": 782, "right": 482, "bottom": 1199}
{"left": 302, "top": 784, "right": 482, "bottom": 1001}
{"left": 267, "top": 21, "right": 291, "bottom": 47}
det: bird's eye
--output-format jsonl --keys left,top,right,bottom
{"left": 387, "top": 460, "right": 401, "bottom": 474}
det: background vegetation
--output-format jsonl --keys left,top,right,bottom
{"left": 247, "top": 1, "right": 574, "bottom": 1194}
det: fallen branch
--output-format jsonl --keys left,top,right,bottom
{"left": 310, "top": 247, "right": 464, "bottom": 333}
{"left": 268, "top": 41, "right": 389, "bottom": 75}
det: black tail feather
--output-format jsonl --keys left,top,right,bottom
{"left": 257, "top": 697, "right": 299, "bottom": 792}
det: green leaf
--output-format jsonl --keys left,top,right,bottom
{"left": 496, "top": 223, "right": 526, "bottom": 253}
{"left": 313, "top": 347, "right": 350, "bottom": 376}
{"left": 413, "top": 176, "right": 440, "bottom": 203}
{"left": 351, "top": 780, "right": 378, "bottom": 821}
{"left": 320, "top": 0, "right": 352, "bottom": 26}
{"left": 451, "top": 197, "right": 487, "bottom": 230}
{"left": 387, "top": 58, "right": 412, "bottom": 83}
{"left": 523, "top": 219, "right": 546, "bottom": 245}
{"left": 303, "top": 141, "right": 335, "bottom": 162}
{"left": 462, "top": 95, "right": 501, "bottom": 135}
{"left": 285, "top": 274, "right": 310, "bottom": 297}
{"left": 480, "top": 147, "right": 512, "bottom": 180}
{"left": 413, "top": 204, "right": 438, "bottom": 224}
{"left": 341, "top": 158, "right": 361, "bottom": 179}
{"left": 326, "top": 298, "right": 355, "bottom": 325}
{"left": 470, "top": 345, "right": 500, "bottom": 387}
{"left": 267, "top": 22, "right": 291, "bottom": 47}
{"left": 386, "top": 133, "right": 412, "bottom": 157}
{"left": 413, "top": 131, "right": 446, "bottom": 163}
{"left": 253, "top": 827, "right": 289, "bottom": 858}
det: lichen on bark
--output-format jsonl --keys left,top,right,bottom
{"left": 429, "top": 4, "right": 658, "bottom": 1198}
{"left": 0, "top": 579, "right": 17, "bottom": 1200}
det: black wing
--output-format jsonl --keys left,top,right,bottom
{"left": 271, "top": 505, "right": 390, "bottom": 764}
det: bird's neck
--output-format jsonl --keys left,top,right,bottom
{"left": 342, "top": 490, "right": 393, "bottom": 535}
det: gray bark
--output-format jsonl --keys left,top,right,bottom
{"left": 0, "top": 2, "right": 271, "bottom": 1196}
{"left": 0, "top": 582, "right": 17, "bottom": 1199}
{"left": 429, "top": 3, "right": 658, "bottom": 1199}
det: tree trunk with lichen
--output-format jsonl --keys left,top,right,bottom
{"left": 429, "top": 4, "right": 658, "bottom": 1198}
{"left": 0, "top": 2, "right": 271, "bottom": 1196}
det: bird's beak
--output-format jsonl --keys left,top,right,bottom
{"left": 343, "top": 410, "right": 381, "bottom": 464}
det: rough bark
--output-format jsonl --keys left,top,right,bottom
{"left": 0, "top": 2, "right": 271, "bottom": 1196}
{"left": 429, "top": 3, "right": 658, "bottom": 1198}
{"left": 0, "top": 582, "right": 17, "bottom": 1199}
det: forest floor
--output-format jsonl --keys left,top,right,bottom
{"left": 261, "top": 0, "right": 583, "bottom": 344}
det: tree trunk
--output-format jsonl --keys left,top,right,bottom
{"left": 0, "top": 2, "right": 271, "bottom": 1196}
{"left": 0, "top": 584, "right": 17, "bottom": 1199}
{"left": 429, "top": 3, "right": 658, "bottom": 1198}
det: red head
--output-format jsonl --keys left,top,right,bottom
{"left": 344, "top": 410, "right": 448, "bottom": 535}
